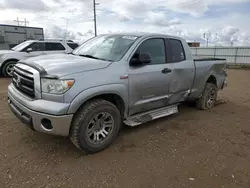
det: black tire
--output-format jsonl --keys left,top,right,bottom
{"left": 2, "top": 60, "right": 17, "bottom": 77}
{"left": 70, "top": 99, "right": 122, "bottom": 153}
{"left": 196, "top": 83, "right": 218, "bottom": 110}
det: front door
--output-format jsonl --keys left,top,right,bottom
{"left": 24, "top": 42, "right": 46, "bottom": 58}
{"left": 128, "top": 38, "right": 173, "bottom": 115}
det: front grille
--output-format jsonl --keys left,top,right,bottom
{"left": 12, "top": 66, "right": 35, "bottom": 98}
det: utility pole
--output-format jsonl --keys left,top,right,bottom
{"left": 14, "top": 17, "right": 29, "bottom": 26}
{"left": 23, "top": 18, "right": 29, "bottom": 26}
{"left": 204, "top": 32, "right": 209, "bottom": 47}
{"left": 215, "top": 33, "right": 218, "bottom": 47}
{"left": 93, "top": 0, "right": 97, "bottom": 36}
{"left": 14, "top": 17, "right": 20, "bottom": 26}
{"left": 64, "top": 19, "right": 69, "bottom": 41}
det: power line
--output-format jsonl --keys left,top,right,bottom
{"left": 14, "top": 17, "right": 29, "bottom": 26}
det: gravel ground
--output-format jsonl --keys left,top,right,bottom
{"left": 0, "top": 70, "right": 250, "bottom": 188}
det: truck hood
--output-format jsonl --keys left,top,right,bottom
{"left": 0, "top": 50, "right": 15, "bottom": 55}
{"left": 21, "top": 54, "right": 112, "bottom": 77}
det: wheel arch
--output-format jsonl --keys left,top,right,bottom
{"left": 206, "top": 75, "right": 217, "bottom": 87}
{"left": 89, "top": 93, "right": 125, "bottom": 118}
{"left": 67, "top": 85, "right": 128, "bottom": 118}
{"left": 1, "top": 58, "right": 19, "bottom": 76}
{"left": 1, "top": 58, "right": 19, "bottom": 69}
{"left": 197, "top": 74, "right": 217, "bottom": 98}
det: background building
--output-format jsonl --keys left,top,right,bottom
{"left": 187, "top": 42, "right": 200, "bottom": 47}
{"left": 0, "top": 24, "right": 44, "bottom": 50}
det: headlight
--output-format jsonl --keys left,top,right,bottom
{"left": 41, "top": 79, "right": 75, "bottom": 94}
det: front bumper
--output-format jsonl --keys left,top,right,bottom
{"left": 8, "top": 86, "right": 73, "bottom": 137}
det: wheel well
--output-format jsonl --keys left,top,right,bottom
{"left": 1, "top": 59, "right": 19, "bottom": 68}
{"left": 206, "top": 75, "right": 217, "bottom": 86}
{"left": 85, "top": 94, "right": 125, "bottom": 118}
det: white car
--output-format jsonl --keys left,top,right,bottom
{"left": 0, "top": 40, "right": 79, "bottom": 77}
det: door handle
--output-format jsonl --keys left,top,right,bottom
{"left": 162, "top": 68, "right": 172, "bottom": 74}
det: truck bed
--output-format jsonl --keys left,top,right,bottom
{"left": 187, "top": 56, "right": 227, "bottom": 99}
{"left": 193, "top": 57, "right": 226, "bottom": 61}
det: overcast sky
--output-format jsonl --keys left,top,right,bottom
{"left": 0, "top": 0, "right": 250, "bottom": 46}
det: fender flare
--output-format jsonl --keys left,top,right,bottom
{"left": 67, "top": 84, "right": 129, "bottom": 117}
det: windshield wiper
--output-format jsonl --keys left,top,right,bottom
{"left": 78, "top": 54, "right": 113, "bottom": 62}
{"left": 78, "top": 54, "right": 100, "bottom": 59}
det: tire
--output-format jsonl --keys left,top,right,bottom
{"left": 70, "top": 99, "right": 122, "bottom": 153}
{"left": 196, "top": 83, "right": 218, "bottom": 110}
{"left": 2, "top": 60, "right": 17, "bottom": 77}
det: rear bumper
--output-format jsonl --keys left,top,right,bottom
{"left": 8, "top": 86, "right": 73, "bottom": 137}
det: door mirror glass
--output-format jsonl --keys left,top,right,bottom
{"left": 130, "top": 52, "right": 151, "bottom": 66}
{"left": 26, "top": 48, "right": 33, "bottom": 53}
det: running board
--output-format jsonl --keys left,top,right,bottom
{"left": 124, "top": 105, "right": 178, "bottom": 127}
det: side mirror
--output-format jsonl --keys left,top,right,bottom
{"left": 26, "top": 48, "right": 33, "bottom": 53}
{"left": 130, "top": 52, "right": 151, "bottom": 66}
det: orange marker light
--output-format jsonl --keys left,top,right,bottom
{"left": 67, "top": 80, "right": 75, "bottom": 88}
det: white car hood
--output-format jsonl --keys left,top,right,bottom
{"left": 0, "top": 50, "right": 15, "bottom": 55}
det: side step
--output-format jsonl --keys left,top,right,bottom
{"left": 124, "top": 105, "right": 178, "bottom": 127}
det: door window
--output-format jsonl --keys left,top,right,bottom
{"left": 167, "top": 39, "right": 186, "bottom": 63}
{"left": 133, "top": 38, "right": 166, "bottom": 64}
{"left": 45, "top": 43, "right": 66, "bottom": 51}
{"left": 23, "top": 42, "right": 45, "bottom": 51}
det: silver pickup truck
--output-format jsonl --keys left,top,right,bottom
{"left": 8, "top": 33, "right": 227, "bottom": 153}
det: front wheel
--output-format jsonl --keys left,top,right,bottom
{"left": 2, "top": 61, "right": 17, "bottom": 77}
{"left": 196, "top": 83, "right": 218, "bottom": 110}
{"left": 70, "top": 99, "right": 122, "bottom": 153}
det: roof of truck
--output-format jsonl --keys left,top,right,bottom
{"left": 99, "top": 32, "right": 183, "bottom": 40}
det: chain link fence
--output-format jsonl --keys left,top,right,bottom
{"left": 191, "top": 47, "right": 250, "bottom": 66}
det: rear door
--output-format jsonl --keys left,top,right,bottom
{"left": 165, "top": 38, "right": 195, "bottom": 104}
{"left": 128, "top": 38, "right": 174, "bottom": 115}
{"left": 45, "top": 42, "right": 66, "bottom": 55}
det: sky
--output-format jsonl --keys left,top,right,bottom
{"left": 0, "top": 0, "right": 250, "bottom": 46}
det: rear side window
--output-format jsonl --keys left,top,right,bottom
{"left": 134, "top": 38, "right": 166, "bottom": 64}
{"left": 67, "top": 43, "right": 79, "bottom": 49}
{"left": 45, "top": 43, "right": 65, "bottom": 51}
{"left": 167, "top": 39, "right": 185, "bottom": 63}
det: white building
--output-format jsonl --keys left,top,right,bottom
{"left": 0, "top": 24, "right": 44, "bottom": 50}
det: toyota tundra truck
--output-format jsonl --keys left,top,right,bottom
{"left": 8, "top": 33, "right": 227, "bottom": 153}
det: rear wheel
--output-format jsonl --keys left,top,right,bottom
{"left": 70, "top": 99, "right": 122, "bottom": 153}
{"left": 2, "top": 61, "right": 17, "bottom": 77}
{"left": 196, "top": 83, "right": 217, "bottom": 110}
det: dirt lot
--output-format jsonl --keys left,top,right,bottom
{"left": 0, "top": 70, "right": 250, "bottom": 188}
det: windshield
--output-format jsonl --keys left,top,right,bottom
{"left": 12, "top": 41, "right": 33, "bottom": 52}
{"left": 72, "top": 35, "right": 139, "bottom": 62}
